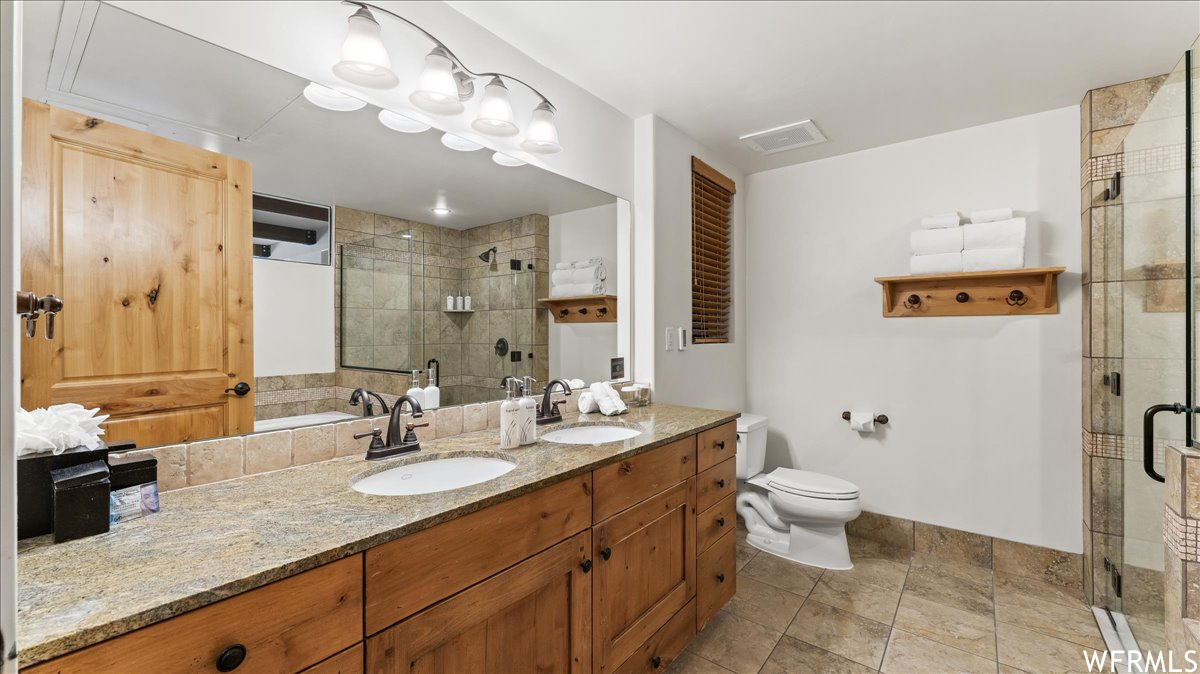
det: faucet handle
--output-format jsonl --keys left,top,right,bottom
{"left": 354, "top": 428, "right": 385, "bottom": 450}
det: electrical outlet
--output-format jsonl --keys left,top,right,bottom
{"left": 664, "top": 327, "right": 675, "bottom": 351}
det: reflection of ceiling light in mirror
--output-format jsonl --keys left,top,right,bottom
{"left": 520, "top": 101, "right": 562, "bottom": 154}
{"left": 472, "top": 77, "right": 518, "bottom": 137}
{"left": 401, "top": 233, "right": 414, "bottom": 239}
{"left": 332, "top": 7, "right": 399, "bottom": 88}
{"left": 302, "top": 82, "right": 366, "bottom": 111}
{"left": 377, "top": 109, "right": 430, "bottom": 133}
{"left": 431, "top": 207, "right": 451, "bottom": 216}
{"left": 410, "top": 47, "right": 465, "bottom": 115}
{"left": 492, "top": 152, "right": 526, "bottom": 167}
{"left": 440, "top": 133, "right": 483, "bottom": 152}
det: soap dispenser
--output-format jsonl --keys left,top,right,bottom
{"left": 405, "top": 371, "right": 426, "bottom": 408}
{"left": 446, "top": 290, "right": 454, "bottom": 311}
{"left": 455, "top": 290, "right": 464, "bottom": 311}
{"left": 518, "top": 377, "right": 538, "bottom": 445}
{"left": 500, "top": 378, "right": 521, "bottom": 449}
{"left": 464, "top": 290, "right": 472, "bottom": 311}
{"left": 423, "top": 364, "right": 440, "bottom": 409}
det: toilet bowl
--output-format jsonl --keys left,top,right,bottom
{"left": 734, "top": 414, "right": 861, "bottom": 570}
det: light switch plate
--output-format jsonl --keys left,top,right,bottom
{"left": 664, "top": 327, "right": 675, "bottom": 351}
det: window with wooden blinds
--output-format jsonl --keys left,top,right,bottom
{"left": 691, "top": 156, "right": 735, "bottom": 344}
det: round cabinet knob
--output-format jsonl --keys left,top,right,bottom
{"left": 224, "top": 382, "right": 251, "bottom": 396}
{"left": 716, "top": 517, "right": 726, "bottom": 526}
{"left": 216, "top": 644, "right": 246, "bottom": 672}
{"left": 716, "top": 573, "right": 726, "bottom": 583}
{"left": 600, "top": 547, "right": 612, "bottom": 560}
{"left": 716, "top": 479, "right": 726, "bottom": 488}
{"left": 580, "top": 559, "right": 593, "bottom": 573}
{"left": 955, "top": 292, "right": 970, "bottom": 303}
{"left": 651, "top": 656, "right": 663, "bottom": 669}
{"left": 716, "top": 440, "right": 725, "bottom": 449}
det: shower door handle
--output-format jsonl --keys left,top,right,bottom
{"left": 1143, "top": 403, "right": 1188, "bottom": 483}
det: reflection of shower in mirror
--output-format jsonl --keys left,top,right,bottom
{"left": 479, "top": 246, "right": 498, "bottom": 262}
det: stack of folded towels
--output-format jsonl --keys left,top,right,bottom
{"left": 910, "top": 208, "right": 1026, "bottom": 274}
{"left": 550, "top": 257, "right": 609, "bottom": 297}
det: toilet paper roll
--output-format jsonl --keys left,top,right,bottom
{"left": 849, "top": 411, "right": 876, "bottom": 433}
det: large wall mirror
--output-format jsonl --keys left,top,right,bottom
{"left": 20, "top": 1, "right": 630, "bottom": 450}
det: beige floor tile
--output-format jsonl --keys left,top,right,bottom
{"left": 910, "top": 553, "right": 994, "bottom": 586}
{"left": 786, "top": 599, "right": 892, "bottom": 668}
{"left": 825, "top": 556, "right": 911, "bottom": 592}
{"left": 761, "top": 635, "right": 877, "bottom": 674}
{"left": 809, "top": 573, "right": 902, "bottom": 624}
{"left": 999, "top": 666, "right": 1029, "bottom": 674}
{"left": 665, "top": 652, "right": 735, "bottom": 674}
{"left": 997, "top": 622, "right": 1098, "bottom": 673}
{"left": 1128, "top": 615, "right": 1168, "bottom": 652}
{"left": 849, "top": 535, "right": 914, "bottom": 564}
{"left": 735, "top": 537, "right": 759, "bottom": 572}
{"left": 724, "top": 577, "right": 805, "bottom": 632}
{"left": 903, "top": 561, "right": 994, "bottom": 616}
{"left": 894, "top": 593, "right": 997, "bottom": 660}
{"left": 740, "top": 551, "right": 823, "bottom": 596}
{"left": 994, "top": 587, "right": 1105, "bottom": 650}
{"left": 881, "top": 629, "right": 998, "bottom": 674}
{"left": 687, "top": 610, "right": 781, "bottom": 674}
{"left": 994, "top": 572, "right": 1087, "bottom": 610}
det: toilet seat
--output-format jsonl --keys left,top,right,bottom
{"left": 761, "top": 468, "right": 859, "bottom": 501}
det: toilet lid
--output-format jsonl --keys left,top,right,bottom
{"left": 765, "top": 468, "right": 859, "bottom": 499}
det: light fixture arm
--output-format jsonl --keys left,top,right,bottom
{"left": 342, "top": 0, "right": 557, "bottom": 112}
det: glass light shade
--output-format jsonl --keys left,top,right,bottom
{"left": 332, "top": 8, "right": 398, "bottom": 89}
{"left": 520, "top": 102, "right": 562, "bottom": 154}
{"left": 378, "top": 109, "right": 430, "bottom": 134}
{"left": 471, "top": 77, "right": 518, "bottom": 137}
{"left": 431, "top": 207, "right": 451, "bottom": 216}
{"left": 440, "top": 133, "right": 483, "bottom": 152}
{"left": 492, "top": 152, "right": 526, "bottom": 167}
{"left": 302, "top": 82, "right": 366, "bottom": 111}
{"left": 410, "top": 48, "right": 464, "bottom": 115}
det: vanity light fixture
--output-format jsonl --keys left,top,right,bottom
{"left": 440, "top": 133, "right": 483, "bottom": 152}
{"left": 331, "top": 1, "right": 563, "bottom": 153}
{"left": 302, "top": 82, "right": 366, "bottom": 111}
{"left": 491, "top": 152, "right": 526, "bottom": 167}
{"left": 378, "top": 109, "right": 430, "bottom": 134}
{"left": 431, "top": 206, "right": 451, "bottom": 216}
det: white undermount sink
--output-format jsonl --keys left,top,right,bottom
{"left": 352, "top": 455, "right": 516, "bottom": 496}
{"left": 541, "top": 425, "right": 643, "bottom": 445}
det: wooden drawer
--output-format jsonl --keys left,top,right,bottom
{"left": 697, "top": 421, "right": 736, "bottom": 472}
{"left": 696, "top": 493, "right": 736, "bottom": 554}
{"left": 614, "top": 600, "right": 696, "bottom": 674}
{"left": 696, "top": 457, "right": 735, "bottom": 513}
{"left": 24, "top": 556, "right": 363, "bottom": 674}
{"left": 697, "top": 530, "right": 736, "bottom": 630}
{"left": 366, "top": 474, "right": 592, "bottom": 633}
{"left": 302, "top": 643, "right": 363, "bottom": 674}
{"left": 593, "top": 435, "right": 696, "bottom": 522}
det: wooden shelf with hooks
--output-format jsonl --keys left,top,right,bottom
{"left": 538, "top": 294, "right": 617, "bottom": 323}
{"left": 874, "top": 267, "right": 1066, "bottom": 317}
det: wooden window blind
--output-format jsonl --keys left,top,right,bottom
{"left": 691, "top": 156, "right": 735, "bottom": 344}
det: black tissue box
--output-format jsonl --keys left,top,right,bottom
{"left": 50, "top": 460, "right": 111, "bottom": 543}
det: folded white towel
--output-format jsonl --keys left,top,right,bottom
{"left": 551, "top": 264, "right": 606, "bottom": 286}
{"left": 910, "top": 228, "right": 963, "bottom": 255}
{"left": 550, "top": 281, "right": 605, "bottom": 298}
{"left": 577, "top": 391, "right": 599, "bottom": 414}
{"left": 919, "top": 213, "right": 961, "bottom": 229}
{"left": 963, "top": 217, "right": 1026, "bottom": 250}
{"left": 589, "top": 382, "right": 627, "bottom": 417}
{"left": 568, "top": 378, "right": 586, "bottom": 390}
{"left": 17, "top": 403, "right": 109, "bottom": 456}
{"left": 968, "top": 207, "right": 1013, "bottom": 224}
{"left": 910, "top": 252, "right": 963, "bottom": 275}
{"left": 555, "top": 257, "right": 604, "bottom": 270}
{"left": 962, "top": 247, "right": 1024, "bottom": 272}
{"left": 554, "top": 262, "right": 574, "bottom": 270}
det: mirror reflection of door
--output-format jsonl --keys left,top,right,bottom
{"left": 20, "top": 100, "right": 254, "bottom": 448}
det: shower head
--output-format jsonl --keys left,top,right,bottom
{"left": 479, "top": 246, "right": 498, "bottom": 262}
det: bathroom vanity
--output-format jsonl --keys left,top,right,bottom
{"left": 17, "top": 405, "right": 739, "bottom": 673}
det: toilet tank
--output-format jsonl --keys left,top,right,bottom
{"left": 735, "top": 413, "right": 769, "bottom": 479}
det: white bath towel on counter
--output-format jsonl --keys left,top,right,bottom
{"left": 962, "top": 247, "right": 1024, "bottom": 272}
{"left": 910, "top": 252, "right": 963, "bottom": 275}
{"left": 963, "top": 217, "right": 1026, "bottom": 250}
{"left": 577, "top": 391, "right": 599, "bottom": 414}
{"left": 910, "top": 228, "right": 963, "bottom": 255}
{"left": 551, "top": 264, "right": 606, "bottom": 286}
{"left": 968, "top": 207, "right": 1013, "bottom": 224}
{"left": 550, "top": 281, "right": 606, "bottom": 298}
{"left": 919, "top": 213, "right": 961, "bottom": 229}
{"left": 589, "top": 382, "right": 627, "bottom": 416}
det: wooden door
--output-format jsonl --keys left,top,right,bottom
{"left": 21, "top": 100, "right": 253, "bottom": 447}
{"left": 593, "top": 479, "right": 696, "bottom": 674}
{"left": 366, "top": 531, "right": 593, "bottom": 674}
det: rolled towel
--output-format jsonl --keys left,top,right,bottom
{"left": 910, "top": 252, "right": 963, "bottom": 275}
{"left": 549, "top": 281, "right": 605, "bottom": 298}
{"left": 589, "top": 382, "right": 627, "bottom": 417}
{"left": 577, "top": 391, "right": 599, "bottom": 414}
{"left": 962, "top": 247, "right": 1024, "bottom": 272}
{"left": 568, "top": 378, "right": 586, "bottom": 390}
{"left": 910, "top": 228, "right": 963, "bottom": 255}
{"left": 963, "top": 217, "right": 1026, "bottom": 250}
{"left": 968, "top": 207, "right": 1013, "bottom": 224}
{"left": 551, "top": 264, "right": 606, "bottom": 286}
{"left": 554, "top": 262, "right": 574, "bottom": 270}
{"left": 919, "top": 213, "right": 961, "bottom": 229}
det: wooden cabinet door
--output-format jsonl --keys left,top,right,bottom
{"left": 593, "top": 479, "right": 696, "bottom": 674}
{"left": 366, "top": 531, "right": 592, "bottom": 674}
{"left": 21, "top": 100, "right": 253, "bottom": 447}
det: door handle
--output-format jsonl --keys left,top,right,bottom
{"left": 1143, "top": 403, "right": 1189, "bottom": 483}
{"left": 225, "top": 382, "right": 251, "bottom": 396}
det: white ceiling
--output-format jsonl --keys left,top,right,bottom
{"left": 448, "top": 0, "right": 1200, "bottom": 175}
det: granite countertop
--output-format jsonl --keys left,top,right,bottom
{"left": 17, "top": 403, "right": 738, "bottom": 665}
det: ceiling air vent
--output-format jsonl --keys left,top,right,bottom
{"left": 739, "top": 120, "right": 826, "bottom": 154}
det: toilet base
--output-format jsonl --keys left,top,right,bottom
{"left": 744, "top": 519, "right": 854, "bottom": 570}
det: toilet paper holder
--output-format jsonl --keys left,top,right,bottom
{"left": 841, "top": 411, "right": 888, "bottom": 425}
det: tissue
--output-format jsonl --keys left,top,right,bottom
{"left": 849, "top": 411, "right": 876, "bottom": 433}
{"left": 17, "top": 403, "right": 109, "bottom": 457}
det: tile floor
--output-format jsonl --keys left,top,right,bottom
{"left": 672, "top": 527, "right": 1127, "bottom": 674}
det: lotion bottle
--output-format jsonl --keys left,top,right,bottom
{"left": 455, "top": 290, "right": 464, "bottom": 311}
{"left": 423, "top": 365, "right": 440, "bottom": 409}
{"left": 518, "top": 376, "right": 538, "bottom": 445}
{"left": 446, "top": 290, "right": 454, "bottom": 311}
{"left": 500, "top": 379, "right": 521, "bottom": 449}
{"left": 405, "top": 371, "right": 425, "bottom": 408}
{"left": 464, "top": 291, "right": 472, "bottom": 311}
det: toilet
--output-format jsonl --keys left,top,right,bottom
{"left": 735, "top": 414, "right": 861, "bottom": 570}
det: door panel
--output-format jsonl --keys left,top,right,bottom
{"left": 20, "top": 100, "right": 253, "bottom": 447}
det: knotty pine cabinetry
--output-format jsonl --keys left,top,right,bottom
{"left": 25, "top": 424, "right": 739, "bottom": 674}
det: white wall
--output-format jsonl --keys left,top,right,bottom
{"left": 1, "top": 2, "right": 19, "bottom": 669}
{"left": 549, "top": 203, "right": 618, "bottom": 383}
{"left": 252, "top": 259, "right": 335, "bottom": 376}
{"left": 745, "top": 107, "right": 1082, "bottom": 552}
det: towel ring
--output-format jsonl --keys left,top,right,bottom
{"left": 841, "top": 411, "right": 889, "bottom": 425}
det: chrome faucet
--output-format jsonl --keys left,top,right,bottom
{"left": 537, "top": 379, "right": 574, "bottom": 425}
{"left": 354, "top": 394, "right": 427, "bottom": 460}
{"left": 348, "top": 388, "right": 389, "bottom": 417}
